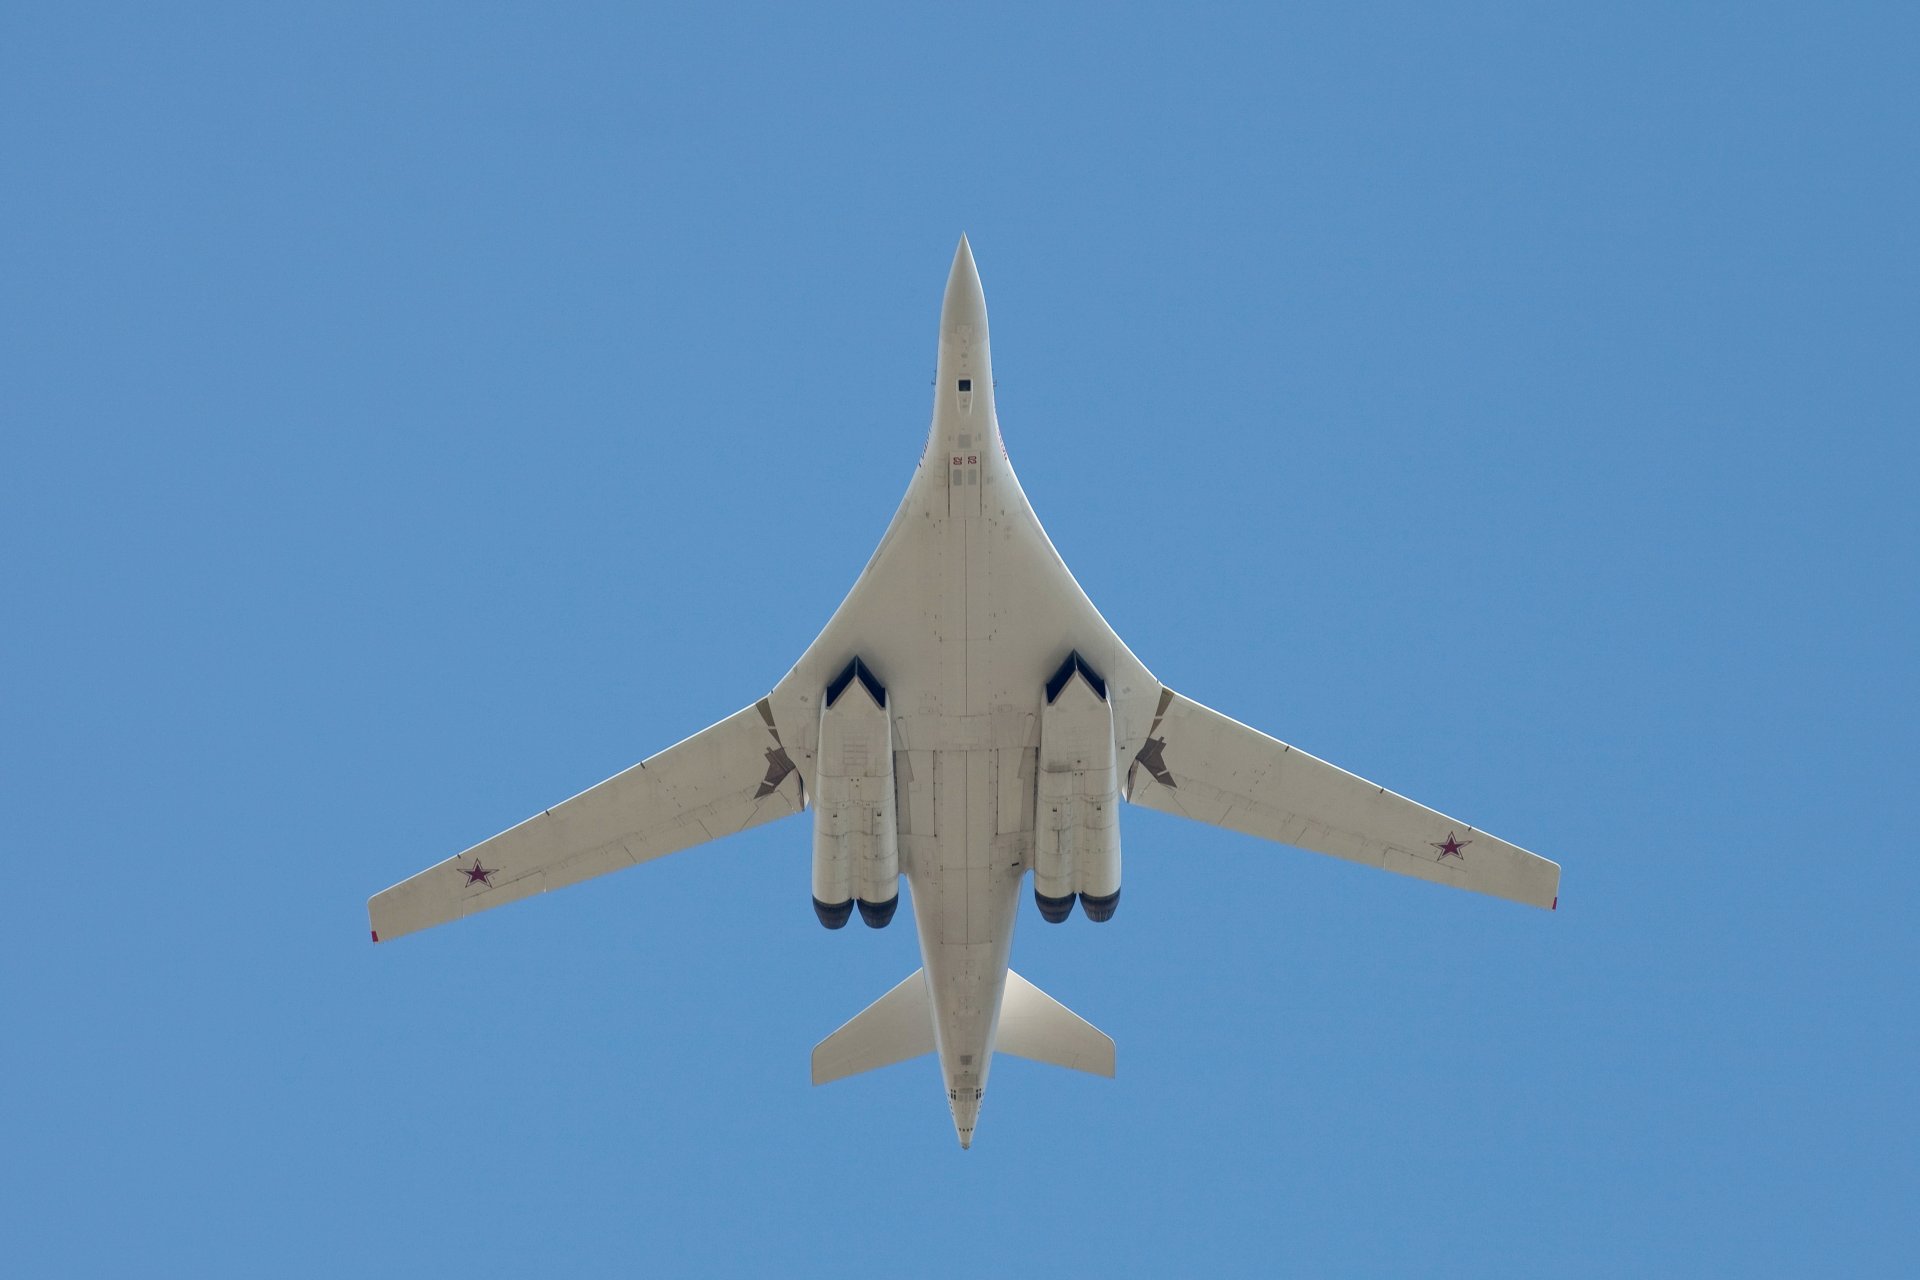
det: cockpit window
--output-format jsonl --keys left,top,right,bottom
{"left": 957, "top": 379, "right": 972, "bottom": 392}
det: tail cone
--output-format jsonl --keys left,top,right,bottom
{"left": 949, "top": 1088, "right": 981, "bottom": 1150}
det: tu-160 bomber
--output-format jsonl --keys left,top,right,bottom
{"left": 369, "top": 237, "right": 1559, "bottom": 1148}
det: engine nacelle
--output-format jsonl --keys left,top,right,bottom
{"left": 1033, "top": 652, "right": 1121, "bottom": 923}
{"left": 812, "top": 657, "right": 900, "bottom": 928}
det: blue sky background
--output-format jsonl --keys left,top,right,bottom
{"left": 4, "top": 3, "right": 1915, "bottom": 1275}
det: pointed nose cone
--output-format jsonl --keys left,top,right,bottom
{"left": 941, "top": 233, "right": 987, "bottom": 334}
{"left": 951, "top": 232, "right": 976, "bottom": 283}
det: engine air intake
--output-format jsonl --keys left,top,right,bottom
{"left": 825, "top": 656, "right": 886, "bottom": 709}
{"left": 1045, "top": 650, "right": 1108, "bottom": 703}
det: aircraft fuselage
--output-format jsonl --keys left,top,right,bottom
{"left": 766, "top": 239, "right": 1156, "bottom": 1146}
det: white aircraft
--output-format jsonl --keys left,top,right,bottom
{"left": 370, "top": 236, "right": 1559, "bottom": 1148}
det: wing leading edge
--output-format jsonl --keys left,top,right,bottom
{"left": 1124, "top": 687, "right": 1559, "bottom": 910}
{"left": 368, "top": 699, "right": 806, "bottom": 942}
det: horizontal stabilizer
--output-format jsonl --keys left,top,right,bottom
{"left": 999, "top": 970, "right": 1115, "bottom": 1077}
{"left": 811, "top": 969, "right": 935, "bottom": 1086}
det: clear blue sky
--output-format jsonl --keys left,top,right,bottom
{"left": 4, "top": 4, "right": 1915, "bottom": 1276}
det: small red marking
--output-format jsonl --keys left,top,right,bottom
{"left": 1551, "top": 897, "right": 1558, "bottom": 911}
{"left": 951, "top": 456, "right": 963, "bottom": 465}
{"left": 966, "top": 455, "right": 978, "bottom": 464}
{"left": 459, "top": 858, "right": 497, "bottom": 886}
{"left": 371, "top": 929, "right": 381, "bottom": 943}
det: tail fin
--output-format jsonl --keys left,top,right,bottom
{"left": 811, "top": 969, "right": 935, "bottom": 1085}
{"left": 999, "top": 970, "right": 1115, "bottom": 1077}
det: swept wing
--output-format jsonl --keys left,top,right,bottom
{"left": 368, "top": 699, "right": 804, "bottom": 942}
{"left": 1123, "top": 687, "right": 1558, "bottom": 910}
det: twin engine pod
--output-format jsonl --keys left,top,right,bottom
{"left": 1033, "top": 651, "right": 1122, "bottom": 924}
{"left": 811, "top": 657, "right": 900, "bottom": 929}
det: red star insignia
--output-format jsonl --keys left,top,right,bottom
{"left": 1431, "top": 832, "right": 1471, "bottom": 861}
{"left": 459, "top": 858, "right": 498, "bottom": 886}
